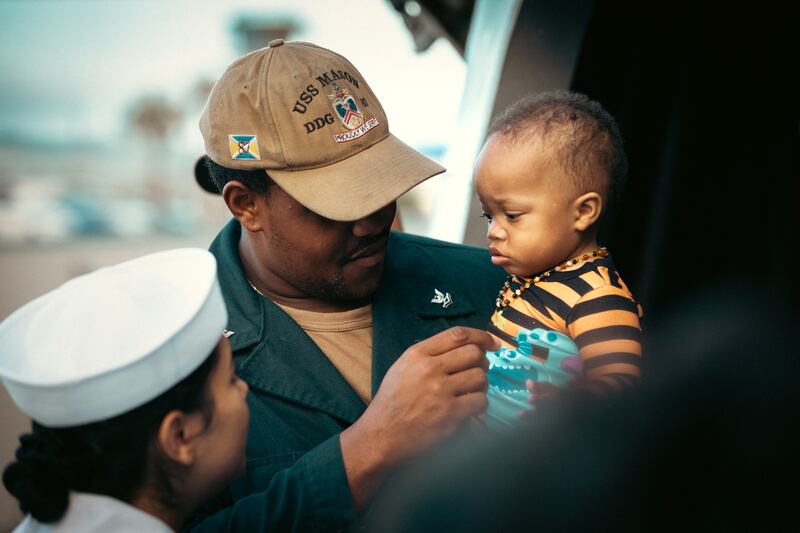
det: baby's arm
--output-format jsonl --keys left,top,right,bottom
{"left": 565, "top": 284, "right": 642, "bottom": 394}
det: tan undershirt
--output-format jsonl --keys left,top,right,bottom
{"left": 275, "top": 302, "right": 373, "bottom": 404}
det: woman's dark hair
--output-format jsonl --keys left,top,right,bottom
{"left": 2, "top": 345, "right": 220, "bottom": 523}
{"left": 205, "top": 157, "right": 273, "bottom": 196}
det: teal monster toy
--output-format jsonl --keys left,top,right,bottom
{"left": 485, "top": 327, "right": 582, "bottom": 429}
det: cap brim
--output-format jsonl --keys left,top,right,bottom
{"left": 194, "top": 155, "right": 221, "bottom": 194}
{"left": 267, "top": 134, "right": 445, "bottom": 222}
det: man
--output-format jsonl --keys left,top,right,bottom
{"left": 188, "top": 40, "right": 504, "bottom": 531}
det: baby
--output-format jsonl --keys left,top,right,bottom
{"left": 474, "top": 91, "right": 643, "bottom": 428}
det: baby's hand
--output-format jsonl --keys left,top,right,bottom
{"left": 516, "top": 380, "right": 560, "bottom": 419}
{"left": 527, "top": 379, "right": 559, "bottom": 406}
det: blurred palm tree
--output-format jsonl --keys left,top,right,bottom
{"left": 128, "top": 95, "right": 181, "bottom": 139}
{"left": 126, "top": 95, "right": 182, "bottom": 206}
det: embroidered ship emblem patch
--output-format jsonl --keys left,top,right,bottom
{"left": 328, "top": 83, "right": 379, "bottom": 143}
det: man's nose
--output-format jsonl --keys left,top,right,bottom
{"left": 352, "top": 202, "right": 396, "bottom": 237}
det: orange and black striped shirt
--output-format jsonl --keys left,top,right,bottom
{"left": 488, "top": 254, "right": 643, "bottom": 392}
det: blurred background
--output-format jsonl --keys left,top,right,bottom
{"left": 0, "top": 0, "right": 467, "bottom": 526}
{"left": 1, "top": 0, "right": 797, "bottom": 528}
{"left": 0, "top": 0, "right": 466, "bottom": 301}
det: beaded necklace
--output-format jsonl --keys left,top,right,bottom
{"left": 495, "top": 247, "right": 609, "bottom": 310}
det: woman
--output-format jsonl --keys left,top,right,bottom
{"left": 0, "top": 249, "right": 249, "bottom": 532}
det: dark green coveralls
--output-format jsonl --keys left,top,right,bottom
{"left": 189, "top": 219, "right": 504, "bottom": 532}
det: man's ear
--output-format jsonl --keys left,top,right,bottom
{"left": 222, "top": 180, "right": 265, "bottom": 232}
{"left": 156, "top": 410, "right": 207, "bottom": 467}
{"left": 572, "top": 192, "right": 603, "bottom": 232}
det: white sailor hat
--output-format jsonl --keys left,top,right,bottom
{"left": 0, "top": 248, "right": 227, "bottom": 427}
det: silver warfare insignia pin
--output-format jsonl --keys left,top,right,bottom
{"left": 431, "top": 289, "right": 453, "bottom": 309}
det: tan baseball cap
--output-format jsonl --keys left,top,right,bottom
{"left": 196, "top": 39, "right": 445, "bottom": 222}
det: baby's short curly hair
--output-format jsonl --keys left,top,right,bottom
{"left": 488, "top": 91, "right": 628, "bottom": 203}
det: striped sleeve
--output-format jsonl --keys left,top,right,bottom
{"left": 566, "top": 284, "right": 642, "bottom": 391}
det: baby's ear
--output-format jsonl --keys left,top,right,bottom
{"left": 572, "top": 192, "right": 603, "bottom": 231}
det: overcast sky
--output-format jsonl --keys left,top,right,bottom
{"left": 0, "top": 0, "right": 465, "bottom": 151}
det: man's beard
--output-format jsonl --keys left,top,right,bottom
{"left": 288, "top": 266, "right": 382, "bottom": 304}
{"left": 269, "top": 223, "right": 389, "bottom": 304}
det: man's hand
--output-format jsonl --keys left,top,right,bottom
{"left": 340, "top": 326, "right": 498, "bottom": 512}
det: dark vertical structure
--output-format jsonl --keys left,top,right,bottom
{"left": 394, "top": 0, "right": 798, "bottom": 319}
{"left": 570, "top": 1, "right": 799, "bottom": 318}
{"left": 461, "top": 0, "right": 594, "bottom": 247}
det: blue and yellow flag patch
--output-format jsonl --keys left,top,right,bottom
{"left": 229, "top": 135, "right": 261, "bottom": 160}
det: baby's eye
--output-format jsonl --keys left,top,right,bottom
{"left": 505, "top": 212, "right": 521, "bottom": 221}
{"left": 480, "top": 212, "right": 493, "bottom": 222}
